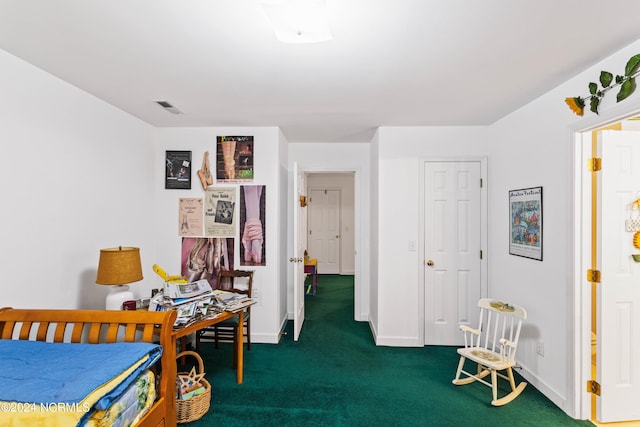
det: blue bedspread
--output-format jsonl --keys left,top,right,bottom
{"left": 0, "top": 340, "right": 162, "bottom": 408}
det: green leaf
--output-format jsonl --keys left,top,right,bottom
{"left": 590, "top": 96, "right": 600, "bottom": 114}
{"left": 600, "top": 71, "right": 613, "bottom": 88}
{"left": 616, "top": 74, "right": 625, "bottom": 84}
{"left": 589, "top": 82, "right": 598, "bottom": 94}
{"left": 625, "top": 54, "right": 640, "bottom": 76}
{"left": 617, "top": 77, "right": 637, "bottom": 102}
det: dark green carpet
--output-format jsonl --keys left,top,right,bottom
{"left": 187, "top": 275, "right": 591, "bottom": 426}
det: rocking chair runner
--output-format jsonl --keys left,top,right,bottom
{"left": 452, "top": 298, "right": 528, "bottom": 406}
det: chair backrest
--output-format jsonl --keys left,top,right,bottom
{"left": 217, "top": 269, "right": 253, "bottom": 297}
{"left": 470, "top": 298, "right": 527, "bottom": 362}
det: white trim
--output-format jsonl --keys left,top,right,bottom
{"left": 571, "top": 105, "right": 640, "bottom": 421}
{"left": 569, "top": 97, "right": 640, "bottom": 133}
{"left": 298, "top": 166, "right": 364, "bottom": 321}
{"left": 519, "top": 364, "right": 570, "bottom": 414}
{"left": 573, "top": 131, "right": 592, "bottom": 420}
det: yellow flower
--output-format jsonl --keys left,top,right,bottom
{"left": 565, "top": 97, "right": 585, "bottom": 116}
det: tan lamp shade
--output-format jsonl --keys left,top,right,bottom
{"left": 96, "top": 246, "right": 143, "bottom": 285}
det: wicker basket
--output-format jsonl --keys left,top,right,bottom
{"left": 176, "top": 350, "right": 211, "bottom": 424}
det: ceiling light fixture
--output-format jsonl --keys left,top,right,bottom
{"left": 261, "top": 0, "right": 332, "bottom": 44}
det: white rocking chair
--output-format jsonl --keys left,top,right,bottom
{"left": 452, "top": 298, "right": 528, "bottom": 406}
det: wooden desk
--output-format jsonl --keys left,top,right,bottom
{"left": 304, "top": 258, "right": 318, "bottom": 296}
{"left": 172, "top": 310, "right": 245, "bottom": 384}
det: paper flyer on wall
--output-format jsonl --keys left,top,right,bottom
{"left": 204, "top": 187, "right": 236, "bottom": 237}
{"left": 178, "top": 198, "right": 203, "bottom": 236}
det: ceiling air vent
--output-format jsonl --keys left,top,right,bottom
{"left": 153, "top": 100, "right": 183, "bottom": 115}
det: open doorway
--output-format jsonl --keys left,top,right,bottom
{"left": 575, "top": 116, "right": 640, "bottom": 424}
{"left": 303, "top": 171, "right": 358, "bottom": 322}
{"left": 306, "top": 172, "right": 356, "bottom": 276}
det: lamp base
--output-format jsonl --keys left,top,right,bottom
{"left": 105, "top": 285, "right": 135, "bottom": 310}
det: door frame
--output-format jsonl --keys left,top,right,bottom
{"left": 571, "top": 101, "right": 640, "bottom": 420}
{"left": 299, "top": 167, "right": 362, "bottom": 321}
{"left": 419, "top": 156, "right": 489, "bottom": 346}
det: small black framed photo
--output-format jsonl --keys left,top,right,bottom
{"left": 165, "top": 151, "right": 192, "bottom": 190}
{"left": 509, "top": 186, "right": 543, "bottom": 261}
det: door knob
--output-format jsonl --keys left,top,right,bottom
{"left": 426, "top": 260, "right": 434, "bottom": 266}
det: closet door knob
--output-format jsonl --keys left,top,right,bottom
{"left": 426, "top": 260, "right": 434, "bottom": 266}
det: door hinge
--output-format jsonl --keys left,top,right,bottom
{"left": 587, "top": 269, "right": 601, "bottom": 283}
{"left": 587, "top": 380, "right": 601, "bottom": 396}
{"left": 480, "top": 178, "right": 483, "bottom": 188}
{"left": 588, "top": 158, "right": 602, "bottom": 172}
{"left": 480, "top": 250, "right": 483, "bottom": 260}
{"left": 309, "top": 230, "right": 312, "bottom": 235}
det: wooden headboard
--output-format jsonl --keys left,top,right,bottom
{"left": 0, "top": 307, "right": 178, "bottom": 427}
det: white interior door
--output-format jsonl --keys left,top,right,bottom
{"left": 308, "top": 189, "right": 340, "bottom": 274}
{"left": 292, "top": 162, "right": 306, "bottom": 341}
{"left": 424, "top": 161, "right": 482, "bottom": 345}
{"left": 597, "top": 130, "right": 640, "bottom": 422}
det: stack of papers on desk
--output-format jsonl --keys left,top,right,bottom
{"left": 213, "top": 290, "right": 256, "bottom": 312}
{"left": 165, "top": 279, "right": 214, "bottom": 300}
{"left": 148, "top": 279, "right": 216, "bottom": 327}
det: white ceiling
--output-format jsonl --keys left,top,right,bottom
{"left": 2, "top": 0, "right": 640, "bottom": 142}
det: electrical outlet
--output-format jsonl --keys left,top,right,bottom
{"left": 536, "top": 341, "right": 544, "bottom": 357}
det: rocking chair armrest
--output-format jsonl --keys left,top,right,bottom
{"left": 499, "top": 338, "right": 515, "bottom": 348}
{"left": 460, "top": 325, "right": 480, "bottom": 335}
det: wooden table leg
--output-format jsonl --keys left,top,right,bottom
{"left": 313, "top": 266, "right": 318, "bottom": 295}
{"left": 236, "top": 310, "right": 244, "bottom": 384}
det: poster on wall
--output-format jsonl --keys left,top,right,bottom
{"left": 216, "top": 136, "right": 253, "bottom": 182}
{"left": 204, "top": 187, "right": 236, "bottom": 237}
{"left": 165, "top": 150, "right": 192, "bottom": 189}
{"left": 240, "top": 185, "right": 266, "bottom": 266}
{"left": 178, "top": 198, "right": 203, "bottom": 237}
{"left": 509, "top": 186, "right": 543, "bottom": 261}
{"left": 181, "top": 237, "right": 234, "bottom": 290}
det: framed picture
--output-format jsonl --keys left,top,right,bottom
{"left": 240, "top": 185, "right": 266, "bottom": 266}
{"left": 509, "top": 186, "right": 543, "bottom": 261}
{"left": 216, "top": 136, "right": 254, "bottom": 182}
{"left": 165, "top": 151, "right": 192, "bottom": 189}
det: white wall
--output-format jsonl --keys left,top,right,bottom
{"left": 154, "top": 127, "right": 286, "bottom": 343}
{"left": 0, "top": 49, "right": 157, "bottom": 310}
{"left": 374, "top": 127, "right": 489, "bottom": 345}
{"left": 288, "top": 142, "right": 371, "bottom": 321}
{"left": 369, "top": 131, "right": 380, "bottom": 335}
{"left": 306, "top": 172, "right": 355, "bottom": 274}
{"left": 488, "top": 39, "right": 640, "bottom": 417}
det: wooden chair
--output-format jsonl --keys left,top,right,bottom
{"left": 452, "top": 298, "right": 528, "bottom": 406}
{"left": 196, "top": 269, "right": 253, "bottom": 363}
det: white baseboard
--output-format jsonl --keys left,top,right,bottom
{"left": 370, "top": 320, "right": 422, "bottom": 347}
{"left": 517, "top": 363, "right": 575, "bottom": 418}
{"left": 375, "top": 335, "right": 423, "bottom": 347}
{"left": 251, "top": 330, "right": 284, "bottom": 344}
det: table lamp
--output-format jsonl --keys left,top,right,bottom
{"left": 96, "top": 246, "right": 143, "bottom": 310}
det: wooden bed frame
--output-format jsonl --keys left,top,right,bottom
{"left": 0, "top": 307, "right": 178, "bottom": 427}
